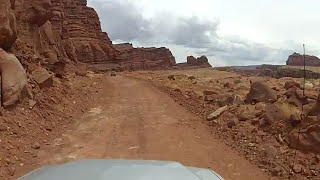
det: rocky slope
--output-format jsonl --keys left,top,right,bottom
{"left": 287, "top": 52, "right": 320, "bottom": 67}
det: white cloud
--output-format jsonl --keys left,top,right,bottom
{"left": 88, "top": 0, "right": 320, "bottom": 66}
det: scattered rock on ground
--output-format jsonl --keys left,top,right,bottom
{"left": 31, "top": 142, "right": 40, "bottom": 149}
{"left": 203, "top": 90, "right": 221, "bottom": 102}
{"left": 207, "top": 106, "right": 228, "bottom": 121}
{"left": 168, "top": 75, "right": 175, "bottom": 80}
{"left": 28, "top": 99, "right": 37, "bottom": 109}
{"left": 263, "top": 104, "right": 284, "bottom": 125}
{"left": 264, "top": 146, "right": 277, "bottom": 159}
{"left": 284, "top": 81, "right": 300, "bottom": 90}
{"left": 227, "top": 120, "right": 236, "bottom": 128}
{"left": 286, "top": 89, "right": 308, "bottom": 107}
{"left": 293, "top": 164, "right": 303, "bottom": 174}
{"left": 32, "top": 67, "right": 53, "bottom": 89}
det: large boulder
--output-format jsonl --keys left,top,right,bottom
{"left": 263, "top": 104, "right": 284, "bottom": 124}
{"left": 289, "top": 124, "right": 320, "bottom": 153}
{"left": 284, "top": 80, "right": 300, "bottom": 90}
{"left": 0, "top": 48, "right": 27, "bottom": 107}
{"left": 245, "top": 81, "right": 277, "bottom": 104}
{"left": 285, "top": 89, "right": 308, "bottom": 107}
{"left": 0, "top": 0, "right": 17, "bottom": 49}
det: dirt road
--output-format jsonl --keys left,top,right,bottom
{"left": 33, "top": 76, "right": 275, "bottom": 180}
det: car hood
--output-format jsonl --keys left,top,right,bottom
{"left": 19, "top": 159, "right": 224, "bottom": 180}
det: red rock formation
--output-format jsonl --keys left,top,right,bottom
{"left": 0, "top": 0, "right": 183, "bottom": 107}
{"left": 49, "top": 0, "right": 118, "bottom": 63}
{"left": 187, "top": 55, "right": 211, "bottom": 67}
{"left": 176, "top": 55, "right": 212, "bottom": 68}
{"left": 286, "top": 52, "right": 320, "bottom": 67}
{"left": 3, "top": 0, "right": 179, "bottom": 74}
{"left": 3, "top": 0, "right": 179, "bottom": 71}
{"left": 113, "top": 43, "right": 176, "bottom": 70}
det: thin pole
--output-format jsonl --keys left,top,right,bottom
{"left": 303, "top": 44, "right": 306, "bottom": 96}
{"left": 290, "top": 44, "right": 306, "bottom": 180}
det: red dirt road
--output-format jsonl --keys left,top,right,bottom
{"left": 32, "top": 76, "right": 276, "bottom": 180}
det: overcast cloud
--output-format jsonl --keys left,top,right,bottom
{"left": 88, "top": 0, "right": 320, "bottom": 66}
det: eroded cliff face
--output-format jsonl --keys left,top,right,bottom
{"left": 50, "top": 0, "right": 119, "bottom": 63}
{"left": 286, "top": 52, "right": 320, "bottom": 67}
{"left": 10, "top": 0, "right": 118, "bottom": 65}
{"left": 0, "top": 0, "right": 178, "bottom": 106}
{"left": 113, "top": 43, "right": 176, "bottom": 70}
{"left": 9, "top": 0, "right": 175, "bottom": 67}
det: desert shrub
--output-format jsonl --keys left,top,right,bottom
{"left": 234, "top": 79, "right": 242, "bottom": 85}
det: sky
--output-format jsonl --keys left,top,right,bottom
{"left": 88, "top": 0, "right": 320, "bottom": 66}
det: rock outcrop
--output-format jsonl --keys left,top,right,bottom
{"left": 113, "top": 43, "right": 176, "bottom": 70}
{"left": 286, "top": 52, "right": 320, "bottom": 67}
{"left": 176, "top": 55, "right": 212, "bottom": 69}
{"left": 49, "top": 0, "right": 118, "bottom": 63}
{"left": 5, "top": 0, "right": 179, "bottom": 70}
{"left": 257, "top": 65, "right": 320, "bottom": 79}
{"left": 187, "top": 55, "right": 211, "bottom": 67}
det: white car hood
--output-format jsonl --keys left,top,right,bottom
{"left": 19, "top": 159, "right": 224, "bottom": 180}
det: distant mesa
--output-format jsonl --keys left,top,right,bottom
{"left": 176, "top": 55, "right": 212, "bottom": 68}
{"left": 113, "top": 43, "right": 176, "bottom": 71}
{"left": 286, "top": 52, "right": 320, "bottom": 66}
{"left": 187, "top": 55, "right": 211, "bottom": 66}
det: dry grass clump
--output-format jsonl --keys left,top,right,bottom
{"left": 280, "top": 103, "right": 300, "bottom": 120}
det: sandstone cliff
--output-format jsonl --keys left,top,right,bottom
{"left": 0, "top": 0, "right": 179, "bottom": 106}
{"left": 8, "top": 0, "right": 177, "bottom": 68}
{"left": 50, "top": 0, "right": 119, "bottom": 63}
{"left": 286, "top": 52, "right": 320, "bottom": 67}
{"left": 10, "top": 0, "right": 119, "bottom": 65}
